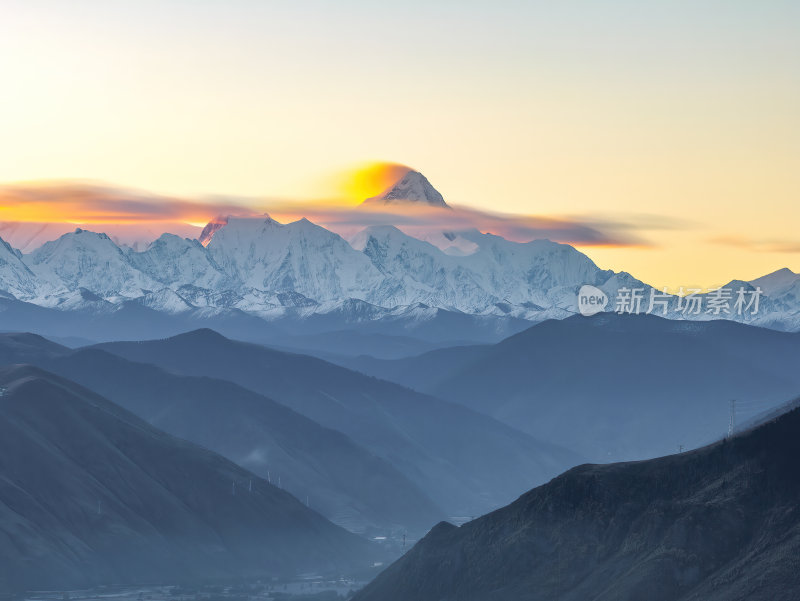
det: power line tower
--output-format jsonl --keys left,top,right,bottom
{"left": 727, "top": 399, "right": 736, "bottom": 438}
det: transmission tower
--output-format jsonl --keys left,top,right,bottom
{"left": 727, "top": 399, "right": 736, "bottom": 438}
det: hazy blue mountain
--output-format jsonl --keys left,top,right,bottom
{"left": 0, "top": 334, "right": 444, "bottom": 535}
{"left": 0, "top": 331, "right": 66, "bottom": 364}
{"left": 0, "top": 365, "right": 376, "bottom": 593}
{"left": 344, "top": 313, "right": 800, "bottom": 461}
{"left": 94, "top": 329, "right": 585, "bottom": 517}
{"left": 0, "top": 293, "right": 526, "bottom": 354}
{"left": 264, "top": 329, "right": 458, "bottom": 361}
{"left": 354, "top": 405, "right": 800, "bottom": 601}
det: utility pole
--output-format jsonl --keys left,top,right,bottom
{"left": 232, "top": 481, "right": 236, "bottom": 496}
{"left": 728, "top": 399, "right": 736, "bottom": 438}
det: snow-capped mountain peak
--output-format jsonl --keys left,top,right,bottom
{"left": 0, "top": 235, "right": 39, "bottom": 299}
{"left": 206, "top": 216, "right": 384, "bottom": 301}
{"left": 365, "top": 170, "right": 449, "bottom": 208}
{"left": 2, "top": 216, "right": 800, "bottom": 334}
{"left": 415, "top": 230, "right": 480, "bottom": 256}
{"left": 129, "top": 233, "right": 230, "bottom": 290}
{"left": 24, "top": 229, "right": 158, "bottom": 298}
{"left": 749, "top": 267, "right": 800, "bottom": 297}
{"left": 349, "top": 225, "right": 413, "bottom": 251}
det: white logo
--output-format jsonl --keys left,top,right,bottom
{"left": 578, "top": 285, "right": 608, "bottom": 316}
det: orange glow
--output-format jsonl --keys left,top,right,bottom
{"left": 0, "top": 179, "right": 651, "bottom": 252}
{"left": 0, "top": 181, "right": 255, "bottom": 225}
{"left": 339, "top": 162, "right": 413, "bottom": 202}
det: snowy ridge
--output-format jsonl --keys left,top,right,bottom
{"left": 0, "top": 220, "right": 799, "bottom": 332}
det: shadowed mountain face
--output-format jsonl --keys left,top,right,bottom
{"left": 344, "top": 313, "right": 800, "bottom": 461}
{"left": 0, "top": 334, "right": 444, "bottom": 536}
{"left": 0, "top": 366, "right": 376, "bottom": 594}
{"left": 94, "top": 329, "right": 584, "bottom": 517}
{"left": 0, "top": 293, "right": 529, "bottom": 354}
{"left": 354, "top": 406, "right": 800, "bottom": 601}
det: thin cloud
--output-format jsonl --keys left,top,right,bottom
{"left": 264, "top": 202, "right": 655, "bottom": 248}
{"left": 0, "top": 180, "right": 660, "bottom": 248}
{"left": 0, "top": 181, "right": 257, "bottom": 224}
{"left": 710, "top": 235, "right": 800, "bottom": 254}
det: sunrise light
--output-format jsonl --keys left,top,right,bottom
{"left": 340, "top": 162, "right": 413, "bottom": 203}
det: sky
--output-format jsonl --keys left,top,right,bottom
{"left": 1, "top": 0, "right": 798, "bottom": 289}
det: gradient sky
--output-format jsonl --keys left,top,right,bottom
{"left": 1, "top": 0, "right": 798, "bottom": 289}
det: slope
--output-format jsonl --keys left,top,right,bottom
{"left": 354, "top": 404, "right": 800, "bottom": 601}
{"left": 0, "top": 366, "right": 376, "bottom": 593}
{"left": 0, "top": 334, "right": 444, "bottom": 535}
{"left": 94, "top": 329, "right": 584, "bottom": 517}
{"left": 349, "top": 313, "right": 800, "bottom": 461}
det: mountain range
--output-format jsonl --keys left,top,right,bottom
{"left": 0, "top": 330, "right": 582, "bottom": 535}
{"left": 92, "top": 330, "right": 583, "bottom": 518}
{"left": 1, "top": 170, "right": 798, "bottom": 596}
{"left": 343, "top": 313, "right": 800, "bottom": 461}
{"left": 1, "top": 172, "right": 799, "bottom": 351}
{"left": 0, "top": 365, "right": 377, "bottom": 593}
{"left": 0, "top": 332, "right": 444, "bottom": 535}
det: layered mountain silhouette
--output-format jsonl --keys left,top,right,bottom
{"left": 0, "top": 333, "right": 444, "bottom": 535}
{"left": 93, "top": 329, "right": 584, "bottom": 517}
{"left": 354, "top": 404, "right": 800, "bottom": 601}
{"left": 0, "top": 365, "right": 376, "bottom": 593}
{"left": 345, "top": 313, "right": 800, "bottom": 460}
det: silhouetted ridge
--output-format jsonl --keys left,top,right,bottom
{"left": 93, "top": 332, "right": 583, "bottom": 520}
{"left": 170, "top": 327, "right": 230, "bottom": 343}
{"left": 0, "top": 333, "right": 447, "bottom": 536}
{"left": 0, "top": 333, "right": 67, "bottom": 365}
{"left": 0, "top": 365, "right": 376, "bottom": 592}
{"left": 354, "top": 406, "right": 800, "bottom": 601}
{"left": 351, "top": 312, "right": 800, "bottom": 462}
